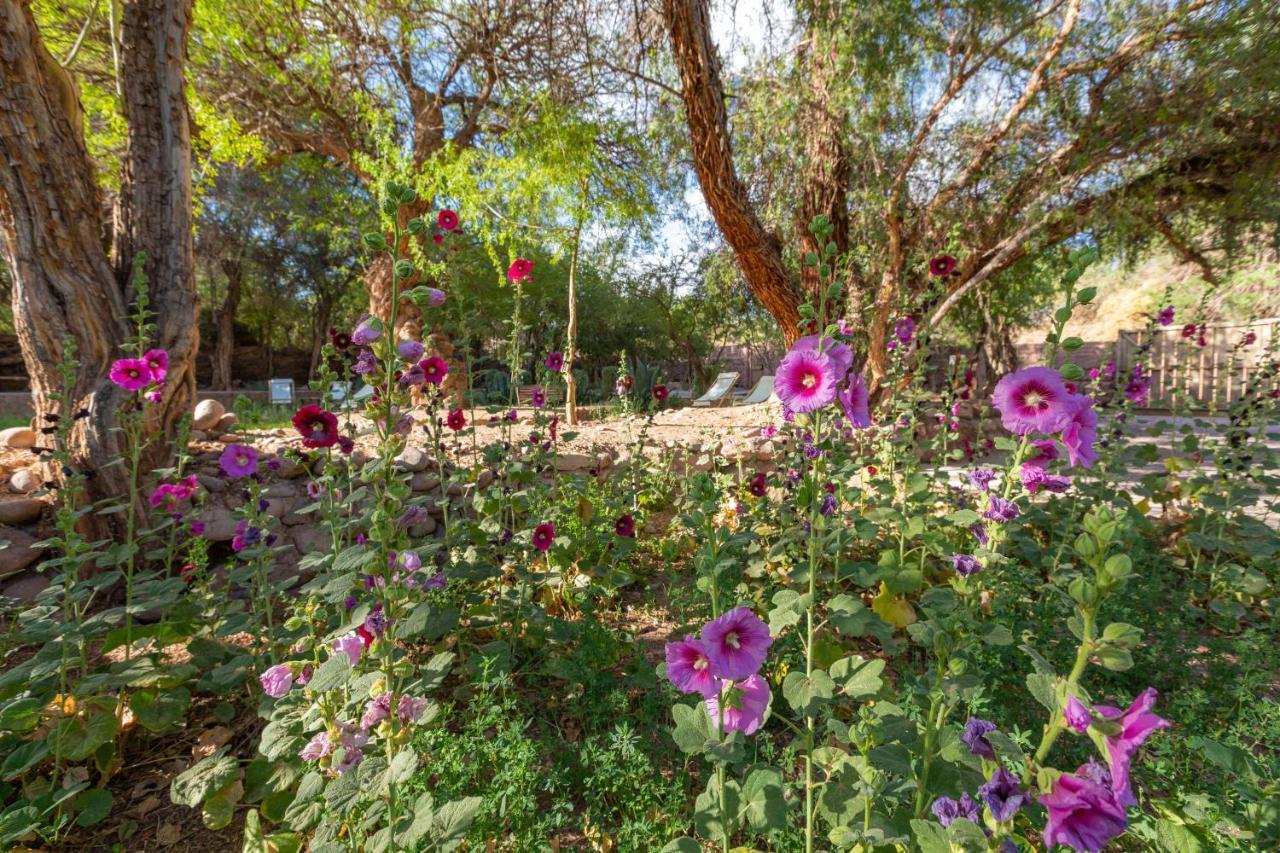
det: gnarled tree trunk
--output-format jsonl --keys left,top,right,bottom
{"left": 212, "top": 257, "right": 242, "bottom": 390}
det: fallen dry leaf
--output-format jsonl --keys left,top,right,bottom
{"left": 156, "top": 822, "right": 182, "bottom": 846}
{"left": 192, "top": 725, "right": 234, "bottom": 759}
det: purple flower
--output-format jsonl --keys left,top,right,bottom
{"left": 399, "top": 363, "right": 426, "bottom": 387}
{"left": 1157, "top": 306, "right": 1175, "bottom": 326}
{"left": 820, "top": 493, "right": 837, "bottom": 515}
{"left": 344, "top": 595, "right": 358, "bottom": 610}
{"left": 931, "top": 792, "right": 980, "bottom": 827}
{"left": 776, "top": 348, "right": 839, "bottom": 413}
{"left": 363, "top": 608, "right": 387, "bottom": 637}
{"left": 894, "top": 317, "right": 916, "bottom": 345}
{"left": 1095, "top": 688, "right": 1170, "bottom": 807}
{"left": 219, "top": 444, "right": 258, "bottom": 478}
{"left": 1021, "top": 464, "right": 1071, "bottom": 495}
{"left": 984, "top": 496, "right": 1020, "bottom": 523}
{"left": 971, "top": 523, "right": 989, "bottom": 546}
{"left": 352, "top": 348, "right": 377, "bottom": 375}
{"left": 258, "top": 664, "right": 294, "bottom": 698}
{"left": 760, "top": 424, "right": 777, "bottom": 438}
{"left": 951, "top": 553, "right": 982, "bottom": 576}
{"left": 423, "top": 571, "right": 447, "bottom": 590}
{"left": 1124, "top": 378, "right": 1149, "bottom": 406}
{"left": 425, "top": 288, "right": 447, "bottom": 307}
{"left": 420, "top": 356, "right": 448, "bottom": 385}
{"left": 545, "top": 351, "right": 564, "bottom": 372}
{"left": 1065, "top": 694, "right": 1092, "bottom": 732}
{"left": 530, "top": 386, "right": 546, "bottom": 408}
{"left": 351, "top": 316, "right": 381, "bottom": 346}
{"left": 362, "top": 693, "right": 392, "bottom": 729}
{"left": 979, "top": 768, "right": 1030, "bottom": 821}
{"left": 299, "top": 730, "right": 334, "bottom": 762}
{"left": 991, "top": 367, "right": 1075, "bottom": 435}
{"left": 397, "top": 694, "right": 430, "bottom": 723}
{"left": 704, "top": 674, "right": 770, "bottom": 735}
{"left": 791, "top": 335, "right": 853, "bottom": 379}
{"left": 962, "top": 716, "right": 998, "bottom": 759}
{"left": 333, "top": 631, "right": 363, "bottom": 666}
{"left": 700, "top": 607, "right": 773, "bottom": 680}
{"left": 1040, "top": 763, "right": 1128, "bottom": 852}
{"left": 1025, "top": 439, "right": 1060, "bottom": 468}
{"left": 109, "top": 358, "right": 153, "bottom": 391}
{"left": 968, "top": 468, "right": 997, "bottom": 491}
{"left": 615, "top": 514, "right": 636, "bottom": 537}
{"left": 398, "top": 339, "right": 425, "bottom": 361}
{"left": 665, "top": 635, "right": 718, "bottom": 697}
{"left": 334, "top": 724, "right": 368, "bottom": 774}
{"left": 837, "top": 374, "right": 872, "bottom": 428}
{"left": 1062, "top": 396, "right": 1100, "bottom": 468}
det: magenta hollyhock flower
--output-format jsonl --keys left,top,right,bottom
{"left": 1021, "top": 464, "right": 1071, "bottom": 495}
{"left": 109, "top": 358, "right": 152, "bottom": 391}
{"left": 653, "top": 384, "right": 669, "bottom": 402}
{"left": 1065, "top": 694, "right": 1092, "bottom": 732}
{"left": 1062, "top": 396, "right": 1099, "bottom": 468}
{"left": 962, "top": 716, "right": 998, "bottom": 759}
{"left": 1095, "top": 688, "right": 1170, "bottom": 807}
{"left": 437, "top": 209, "right": 459, "bottom": 231}
{"left": 299, "top": 730, "right": 334, "bottom": 762}
{"left": 747, "top": 471, "right": 767, "bottom": 498}
{"left": 615, "top": 514, "right": 636, "bottom": 537}
{"left": 398, "top": 339, "right": 425, "bottom": 361}
{"left": 545, "top": 351, "right": 564, "bottom": 372}
{"left": 143, "top": 349, "right": 169, "bottom": 383}
{"left": 1040, "top": 763, "right": 1128, "bottom": 852}
{"left": 333, "top": 631, "right": 363, "bottom": 666}
{"left": 219, "top": 443, "right": 258, "bottom": 478}
{"left": 929, "top": 254, "right": 959, "bottom": 277}
{"left": 791, "top": 334, "right": 852, "bottom": 379}
{"left": 1024, "top": 439, "right": 1060, "bottom": 468}
{"left": 351, "top": 316, "right": 381, "bottom": 346}
{"left": 530, "top": 386, "right": 546, "bottom": 408}
{"left": 1157, "top": 306, "right": 1175, "bottom": 326}
{"left": 951, "top": 553, "right": 981, "bottom": 576}
{"left": 1124, "top": 377, "right": 1149, "bottom": 405}
{"left": 258, "top": 663, "right": 294, "bottom": 698}
{"left": 980, "top": 768, "right": 1030, "bottom": 822}
{"left": 894, "top": 317, "right": 916, "bottom": 345}
{"left": 776, "top": 349, "right": 838, "bottom": 413}
{"left": 1180, "top": 323, "right": 1197, "bottom": 339}
{"left": 700, "top": 607, "right": 772, "bottom": 680}
{"left": 397, "top": 694, "right": 430, "bottom": 723}
{"left": 931, "top": 793, "right": 980, "bottom": 827}
{"left": 991, "top": 367, "right": 1075, "bottom": 434}
{"left": 420, "top": 356, "right": 449, "bottom": 385}
{"left": 837, "top": 373, "right": 871, "bottom": 428}
{"left": 292, "top": 404, "right": 339, "bottom": 449}
{"left": 705, "top": 674, "right": 771, "bottom": 734}
{"left": 507, "top": 258, "right": 534, "bottom": 283}
{"left": 533, "top": 522, "right": 555, "bottom": 552}
{"left": 664, "top": 635, "right": 717, "bottom": 697}
{"left": 447, "top": 408, "right": 466, "bottom": 430}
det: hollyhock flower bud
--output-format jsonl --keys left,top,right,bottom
{"left": 961, "top": 716, "right": 998, "bottom": 759}
{"left": 398, "top": 339, "right": 425, "bottom": 361}
{"left": 258, "top": 663, "right": 294, "bottom": 698}
{"left": 351, "top": 316, "right": 381, "bottom": 346}
{"left": 1065, "top": 694, "right": 1092, "bottom": 732}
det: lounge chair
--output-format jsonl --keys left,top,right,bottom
{"left": 328, "top": 381, "right": 351, "bottom": 404}
{"left": 691, "top": 372, "right": 740, "bottom": 407}
{"left": 737, "top": 375, "right": 776, "bottom": 405}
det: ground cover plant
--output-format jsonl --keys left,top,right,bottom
{"left": 0, "top": 196, "right": 1275, "bottom": 853}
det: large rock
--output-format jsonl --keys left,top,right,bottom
{"left": 0, "top": 498, "right": 43, "bottom": 526}
{"left": 198, "top": 505, "right": 239, "bottom": 541}
{"left": 410, "top": 472, "right": 439, "bottom": 492}
{"left": 0, "top": 572, "right": 49, "bottom": 602}
{"left": 191, "top": 399, "right": 226, "bottom": 430}
{"left": 9, "top": 470, "right": 39, "bottom": 494}
{"left": 553, "top": 453, "right": 594, "bottom": 473}
{"left": 0, "top": 427, "right": 36, "bottom": 449}
{"left": 0, "top": 526, "right": 44, "bottom": 579}
{"left": 213, "top": 413, "right": 239, "bottom": 434}
{"left": 394, "top": 447, "right": 429, "bottom": 473}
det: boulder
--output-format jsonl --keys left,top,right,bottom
{"left": 410, "top": 472, "right": 440, "bottom": 492}
{"left": 197, "top": 474, "right": 226, "bottom": 493}
{"left": 192, "top": 399, "right": 226, "bottom": 430}
{"left": 0, "top": 498, "right": 43, "bottom": 526}
{"left": 9, "top": 469, "right": 39, "bottom": 494}
{"left": 0, "top": 427, "right": 36, "bottom": 449}
{"left": 0, "top": 571, "right": 50, "bottom": 603}
{"left": 553, "top": 453, "right": 594, "bottom": 473}
{"left": 0, "top": 526, "right": 44, "bottom": 579}
{"left": 198, "top": 505, "right": 239, "bottom": 541}
{"left": 213, "top": 413, "right": 239, "bottom": 434}
{"left": 394, "top": 447, "right": 430, "bottom": 473}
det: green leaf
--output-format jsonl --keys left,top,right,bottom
{"left": 324, "top": 766, "right": 361, "bottom": 811}
{"left": 783, "top": 669, "right": 835, "bottom": 715}
{"left": 909, "top": 819, "right": 953, "bottom": 853}
{"left": 1155, "top": 819, "right": 1205, "bottom": 852}
{"left": 659, "top": 840, "right": 702, "bottom": 853}
{"left": 1026, "top": 672, "right": 1058, "bottom": 711}
{"left": 73, "top": 788, "right": 112, "bottom": 827}
{"left": 170, "top": 750, "right": 239, "bottom": 807}
{"left": 307, "top": 655, "right": 352, "bottom": 693}
{"left": 827, "top": 594, "right": 881, "bottom": 637}
{"left": 830, "top": 655, "right": 885, "bottom": 698}
{"left": 1, "top": 739, "right": 48, "bottom": 780}
{"left": 768, "top": 589, "right": 811, "bottom": 634}
{"left": 740, "top": 766, "right": 786, "bottom": 831}
{"left": 132, "top": 687, "right": 190, "bottom": 732}
{"left": 671, "top": 702, "right": 712, "bottom": 755}
{"left": 433, "top": 796, "right": 481, "bottom": 851}
{"left": 202, "top": 790, "right": 236, "bottom": 830}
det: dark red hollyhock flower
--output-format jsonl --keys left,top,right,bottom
{"left": 748, "top": 471, "right": 767, "bottom": 497}
{"left": 533, "top": 522, "right": 555, "bottom": 552}
{"left": 291, "top": 404, "right": 339, "bottom": 448}
{"left": 329, "top": 327, "right": 352, "bottom": 350}
{"left": 447, "top": 408, "right": 466, "bottom": 430}
{"left": 929, "top": 254, "right": 958, "bottom": 277}
{"left": 437, "top": 209, "right": 459, "bottom": 232}
{"left": 1180, "top": 323, "right": 1197, "bottom": 339}
{"left": 615, "top": 514, "right": 636, "bottom": 537}
{"left": 653, "top": 384, "right": 669, "bottom": 402}
{"left": 866, "top": 465, "right": 878, "bottom": 476}
{"left": 1244, "top": 332, "right": 1257, "bottom": 345}
{"left": 337, "top": 436, "right": 354, "bottom": 454}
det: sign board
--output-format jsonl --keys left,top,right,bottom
{"left": 268, "top": 378, "right": 294, "bottom": 405}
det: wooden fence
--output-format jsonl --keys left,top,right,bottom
{"left": 1115, "top": 317, "right": 1278, "bottom": 408}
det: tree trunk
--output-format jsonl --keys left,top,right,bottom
{"left": 563, "top": 221, "right": 582, "bottom": 425}
{"left": 366, "top": 199, "right": 430, "bottom": 341}
{"left": 212, "top": 257, "right": 242, "bottom": 390}
{"left": 796, "top": 29, "right": 849, "bottom": 312}
{"left": 309, "top": 292, "right": 333, "bottom": 381}
{"left": 662, "top": 0, "right": 801, "bottom": 342}
{"left": 0, "top": 0, "right": 197, "bottom": 518}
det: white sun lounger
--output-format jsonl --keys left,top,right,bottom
{"left": 691, "top": 372, "right": 740, "bottom": 407}
{"left": 737, "top": 375, "right": 776, "bottom": 405}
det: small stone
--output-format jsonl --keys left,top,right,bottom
{"left": 394, "top": 447, "right": 429, "bottom": 473}
{"left": 216, "top": 433, "right": 244, "bottom": 444}
{"left": 408, "top": 515, "right": 437, "bottom": 536}
{"left": 213, "top": 413, "right": 238, "bottom": 434}
{"left": 9, "top": 470, "right": 39, "bottom": 494}
{"left": 476, "top": 469, "right": 495, "bottom": 488}
{"left": 188, "top": 430, "right": 210, "bottom": 442}
{"left": 595, "top": 452, "right": 614, "bottom": 470}
{"left": 263, "top": 482, "right": 297, "bottom": 499}
{"left": 0, "top": 427, "right": 36, "bottom": 449}
{"left": 553, "top": 453, "right": 594, "bottom": 473}
{"left": 192, "top": 399, "right": 226, "bottom": 430}
{"left": 0, "top": 526, "right": 43, "bottom": 578}
{"left": 198, "top": 505, "right": 238, "bottom": 541}
{"left": 275, "top": 458, "right": 308, "bottom": 479}
{"left": 290, "top": 526, "right": 331, "bottom": 554}
{"left": 197, "top": 474, "right": 226, "bottom": 493}
{"left": 0, "top": 571, "right": 50, "bottom": 602}
{"left": 410, "top": 472, "right": 440, "bottom": 492}
{"left": 0, "top": 498, "right": 43, "bottom": 525}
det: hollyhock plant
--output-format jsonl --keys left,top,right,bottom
{"left": 979, "top": 768, "right": 1030, "bottom": 821}
{"left": 704, "top": 674, "right": 771, "bottom": 734}
{"left": 1040, "top": 763, "right": 1128, "bottom": 852}
{"left": 109, "top": 358, "right": 152, "bottom": 391}
{"left": 533, "top": 522, "right": 555, "bottom": 552}
{"left": 143, "top": 349, "right": 169, "bottom": 383}
{"left": 700, "top": 607, "right": 772, "bottom": 681}
{"left": 931, "top": 793, "right": 980, "bottom": 827}
{"left": 507, "top": 258, "right": 534, "bottom": 283}
{"left": 1065, "top": 694, "right": 1092, "bottom": 732}
{"left": 1095, "top": 688, "right": 1170, "bottom": 806}
{"left": 992, "top": 367, "right": 1075, "bottom": 434}
{"left": 614, "top": 514, "right": 636, "bottom": 537}
{"left": 219, "top": 443, "right": 258, "bottom": 478}
{"left": 259, "top": 664, "right": 294, "bottom": 698}
{"left": 962, "top": 716, "right": 998, "bottom": 759}
{"left": 292, "top": 404, "right": 339, "bottom": 449}
{"left": 929, "top": 254, "right": 958, "bottom": 277}
{"left": 446, "top": 408, "right": 466, "bottom": 430}
{"left": 437, "top": 209, "right": 459, "bottom": 231}
{"left": 665, "top": 635, "right": 717, "bottom": 697}
{"left": 837, "top": 373, "right": 872, "bottom": 428}
{"left": 420, "top": 356, "right": 448, "bottom": 385}
{"left": 776, "top": 348, "right": 839, "bottom": 413}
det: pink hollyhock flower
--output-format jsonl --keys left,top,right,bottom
{"left": 665, "top": 635, "right": 717, "bottom": 697}
{"left": 530, "top": 386, "right": 546, "bottom": 408}
{"left": 299, "top": 730, "right": 334, "bottom": 762}
{"left": 1065, "top": 694, "right": 1091, "bottom": 732}
{"left": 545, "top": 351, "right": 564, "bottom": 372}
{"left": 292, "top": 404, "right": 339, "bottom": 449}
{"left": 420, "top": 356, "right": 448, "bottom": 385}
{"left": 776, "top": 349, "right": 838, "bottom": 413}
{"left": 334, "top": 724, "right": 368, "bottom": 774}
{"left": 143, "top": 349, "right": 169, "bottom": 383}
{"left": 791, "top": 334, "right": 852, "bottom": 380}
{"left": 397, "top": 694, "right": 430, "bottom": 723}
{"left": 447, "top": 408, "right": 466, "bottom": 430}
{"left": 1095, "top": 688, "right": 1170, "bottom": 807}
{"left": 700, "top": 607, "right": 772, "bottom": 680}
{"left": 1040, "top": 762, "right": 1128, "bottom": 852}
{"left": 362, "top": 693, "right": 392, "bottom": 729}
{"left": 705, "top": 674, "right": 771, "bottom": 735}
{"left": 333, "top": 631, "right": 363, "bottom": 666}
{"left": 507, "top": 258, "right": 534, "bottom": 283}
{"left": 437, "top": 209, "right": 459, "bottom": 231}
{"left": 991, "top": 367, "right": 1075, "bottom": 434}
{"left": 837, "top": 373, "right": 871, "bottom": 429}
{"left": 219, "top": 443, "right": 258, "bottom": 478}
{"left": 533, "top": 522, "right": 555, "bottom": 552}
{"left": 1062, "top": 396, "right": 1099, "bottom": 468}
{"left": 1157, "top": 306, "right": 1175, "bottom": 326}
{"left": 929, "top": 254, "right": 958, "bottom": 277}
{"left": 351, "top": 315, "right": 381, "bottom": 346}
{"left": 258, "top": 663, "right": 294, "bottom": 698}
{"left": 109, "top": 358, "right": 152, "bottom": 391}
